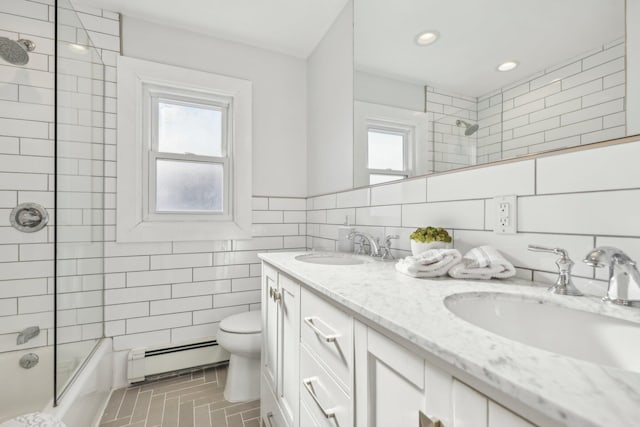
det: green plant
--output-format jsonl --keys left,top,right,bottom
{"left": 410, "top": 227, "right": 452, "bottom": 243}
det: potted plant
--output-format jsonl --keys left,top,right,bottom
{"left": 409, "top": 227, "right": 453, "bottom": 256}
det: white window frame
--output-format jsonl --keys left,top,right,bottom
{"left": 117, "top": 56, "right": 252, "bottom": 242}
{"left": 366, "top": 123, "right": 411, "bottom": 184}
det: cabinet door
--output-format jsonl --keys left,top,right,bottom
{"left": 355, "top": 322, "right": 427, "bottom": 427}
{"left": 262, "top": 264, "right": 279, "bottom": 392}
{"left": 278, "top": 274, "right": 300, "bottom": 427}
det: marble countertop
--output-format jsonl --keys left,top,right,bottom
{"left": 258, "top": 251, "right": 640, "bottom": 427}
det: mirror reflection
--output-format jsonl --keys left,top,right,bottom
{"left": 354, "top": 0, "right": 636, "bottom": 187}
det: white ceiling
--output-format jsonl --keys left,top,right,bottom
{"left": 355, "top": 0, "right": 625, "bottom": 97}
{"left": 72, "top": 0, "right": 348, "bottom": 58}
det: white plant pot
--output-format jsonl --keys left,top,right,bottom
{"left": 410, "top": 240, "right": 452, "bottom": 256}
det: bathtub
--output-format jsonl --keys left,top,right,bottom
{"left": 1, "top": 339, "right": 113, "bottom": 427}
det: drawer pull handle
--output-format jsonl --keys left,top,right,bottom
{"left": 304, "top": 316, "right": 339, "bottom": 342}
{"left": 419, "top": 411, "right": 444, "bottom": 427}
{"left": 303, "top": 377, "right": 336, "bottom": 419}
{"left": 266, "top": 411, "right": 277, "bottom": 427}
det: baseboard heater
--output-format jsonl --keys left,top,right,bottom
{"left": 127, "top": 340, "right": 229, "bottom": 383}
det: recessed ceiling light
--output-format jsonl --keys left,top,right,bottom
{"left": 415, "top": 31, "right": 440, "bottom": 46}
{"left": 497, "top": 61, "right": 518, "bottom": 72}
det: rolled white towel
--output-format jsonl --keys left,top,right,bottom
{"left": 396, "top": 248, "right": 462, "bottom": 278}
{"left": 448, "top": 246, "right": 516, "bottom": 280}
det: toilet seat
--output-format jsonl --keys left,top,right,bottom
{"left": 219, "top": 311, "right": 261, "bottom": 334}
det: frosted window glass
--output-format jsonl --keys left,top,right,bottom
{"left": 369, "top": 174, "right": 405, "bottom": 185}
{"left": 156, "top": 159, "right": 223, "bottom": 212}
{"left": 368, "top": 130, "right": 404, "bottom": 170}
{"left": 158, "top": 102, "right": 222, "bottom": 157}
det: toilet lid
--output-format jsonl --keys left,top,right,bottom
{"left": 219, "top": 311, "right": 262, "bottom": 334}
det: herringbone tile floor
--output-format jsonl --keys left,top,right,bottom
{"left": 99, "top": 364, "right": 260, "bottom": 427}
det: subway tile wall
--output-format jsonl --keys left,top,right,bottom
{"left": 307, "top": 140, "right": 640, "bottom": 297}
{"left": 429, "top": 38, "right": 626, "bottom": 171}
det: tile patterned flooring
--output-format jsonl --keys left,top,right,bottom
{"left": 99, "top": 364, "right": 260, "bottom": 427}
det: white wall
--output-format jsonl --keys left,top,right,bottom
{"left": 307, "top": 1, "right": 354, "bottom": 195}
{"left": 121, "top": 17, "right": 308, "bottom": 198}
{"left": 354, "top": 71, "right": 424, "bottom": 112}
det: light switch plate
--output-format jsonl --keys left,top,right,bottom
{"left": 493, "top": 195, "right": 517, "bottom": 234}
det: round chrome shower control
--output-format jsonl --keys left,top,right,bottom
{"left": 10, "top": 203, "right": 49, "bottom": 233}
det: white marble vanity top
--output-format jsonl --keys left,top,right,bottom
{"left": 258, "top": 251, "right": 640, "bottom": 427}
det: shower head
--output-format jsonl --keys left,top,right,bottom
{"left": 455, "top": 119, "right": 480, "bottom": 136}
{"left": 0, "top": 37, "right": 36, "bottom": 66}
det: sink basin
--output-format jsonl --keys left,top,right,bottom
{"left": 445, "top": 292, "right": 640, "bottom": 372}
{"left": 295, "top": 253, "right": 369, "bottom": 265}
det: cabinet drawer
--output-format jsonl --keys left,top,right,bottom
{"left": 301, "top": 287, "right": 353, "bottom": 393}
{"left": 261, "top": 375, "right": 288, "bottom": 427}
{"left": 300, "top": 344, "right": 352, "bottom": 427}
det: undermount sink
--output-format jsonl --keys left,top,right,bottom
{"left": 295, "top": 253, "right": 369, "bottom": 265}
{"left": 445, "top": 292, "right": 640, "bottom": 373}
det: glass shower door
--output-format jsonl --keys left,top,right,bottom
{"left": 55, "top": 0, "right": 105, "bottom": 401}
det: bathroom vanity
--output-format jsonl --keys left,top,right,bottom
{"left": 259, "top": 252, "right": 640, "bottom": 427}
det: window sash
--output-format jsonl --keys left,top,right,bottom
{"left": 366, "top": 125, "right": 410, "bottom": 174}
{"left": 142, "top": 88, "right": 234, "bottom": 222}
{"left": 146, "top": 152, "right": 230, "bottom": 221}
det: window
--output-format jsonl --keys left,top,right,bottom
{"left": 366, "top": 126, "right": 409, "bottom": 185}
{"left": 117, "top": 57, "right": 252, "bottom": 242}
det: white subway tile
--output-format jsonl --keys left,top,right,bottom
{"left": 231, "top": 277, "right": 261, "bottom": 292}
{"left": 326, "top": 208, "right": 356, "bottom": 225}
{"left": 283, "top": 210, "right": 306, "bottom": 223}
{"left": 428, "top": 161, "right": 534, "bottom": 201}
{"left": 171, "top": 323, "right": 219, "bottom": 344}
{"left": 283, "top": 235, "right": 306, "bottom": 248}
{"left": 268, "top": 197, "right": 306, "bottom": 211}
{"left": 512, "top": 117, "right": 559, "bottom": 138}
{"left": 529, "top": 98, "right": 581, "bottom": 123}
{"left": 537, "top": 142, "right": 640, "bottom": 194}
{"left": 310, "top": 194, "right": 337, "bottom": 210}
{"left": 583, "top": 43, "right": 625, "bottom": 70}
{"left": 0, "top": 260, "right": 52, "bottom": 280}
{"left": 402, "top": 201, "right": 485, "bottom": 230}
{"left": 563, "top": 57, "right": 623, "bottom": 89}
{"left": 192, "top": 265, "right": 249, "bottom": 282}
{"left": 371, "top": 178, "right": 426, "bottom": 206}
{"left": 336, "top": 188, "right": 370, "bottom": 208}
{"left": 519, "top": 190, "right": 640, "bottom": 236}
{"left": 531, "top": 61, "right": 582, "bottom": 90}
{"left": 105, "top": 302, "right": 149, "bottom": 321}
{"left": 150, "top": 296, "right": 212, "bottom": 316}
{"left": 105, "top": 320, "right": 125, "bottom": 337}
{"left": 172, "top": 280, "right": 231, "bottom": 298}
{"left": 17, "top": 294, "right": 51, "bottom": 314}
{"left": 514, "top": 81, "right": 561, "bottom": 107}
{"left": 213, "top": 290, "right": 260, "bottom": 307}
{"left": 105, "top": 242, "right": 172, "bottom": 257}
{"left": 172, "top": 240, "right": 230, "bottom": 253}
{"left": 213, "top": 251, "right": 260, "bottom": 266}
{"left": 253, "top": 210, "right": 283, "bottom": 223}
{"left": 0, "top": 298, "right": 17, "bottom": 316}
{"left": 306, "top": 210, "right": 326, "bottom": 224}
{"left": 193, "top": 306, "right": 247, "bottom": 325}
{"left": 560, "top": 99, "right": 623, "bottom": 126}
{"left": 232, "top": 236, "right": 282, "bottom": 251}
{"left": 355, "top": 205, "right": 401, "bottom": 227}
{"left": 104, "top": 256, "right": 148, "bottom": 273}
{"left": 150, "top": 253, "right": 212, "bottom": 270}
{"left": 252, "top": 197, "right": 268, "bottom": 210}
{"left": 252, "top": 223, "right": 299, "bottom": 237}
{"left": 105, "top": 285, "right": 171, "bottom": 305}
{"left": 127, "top": 312, "right": 191, "bottom": 334}
{"left": 126, "top": 268, "right": 192, "bottom": 287}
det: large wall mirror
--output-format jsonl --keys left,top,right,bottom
{"left": 353, "top": 0, "right": 640, "bottom": 187}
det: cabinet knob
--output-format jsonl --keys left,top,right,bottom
{"left": 272, "top": 290, "right": 282, "bottom": 302}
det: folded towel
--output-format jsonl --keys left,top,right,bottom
{"left": 448, "top": 246, "right": 516, "bottom": 279}
{"left": 396, "top": 248, "right": 462, "bottom": 278}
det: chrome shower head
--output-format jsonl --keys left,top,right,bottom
{"left": 455, "top": 119, "right": 479, "bottom": 136}
{"left": 0, "top": 37, "right": 36, "bottom": 66}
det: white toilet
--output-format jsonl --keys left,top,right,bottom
{"left": 216, "top": 310, "right": 262, "bottom": 402}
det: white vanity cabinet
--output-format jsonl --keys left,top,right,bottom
{"left": 261, "top": 263, "right": 536, "bottom": 427}
{"left": 261, "top": 264, "right": 300, "bottom": 427}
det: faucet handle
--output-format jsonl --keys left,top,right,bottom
{"left": 528, "top": 245, "right": 569, "bottom": 258}
{"left": 528, "top": 244, "right": 582, "bottom": 296}
{"left": 382, "top": 234, "right": 399, "bottom": 247}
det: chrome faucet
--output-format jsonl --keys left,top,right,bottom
{"left": 583, "top": 246, "right": 640, "bottom": 307}
{"left": 348, "top": 231, "right": 398, "bottom": 259}
{"left": 528, "top": 245, "right": 582, "bottom": 296}
{"left": 16, "top": 326, "right": 40, "bottom": 345}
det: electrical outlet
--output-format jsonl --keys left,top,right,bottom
{"left": 494, "top": 195, "right": 517, "bottom": 234}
